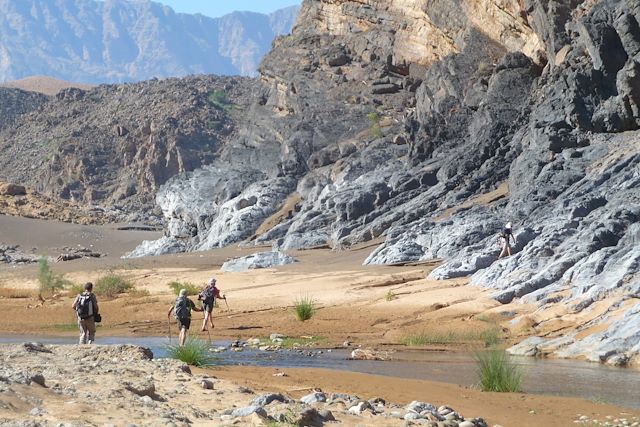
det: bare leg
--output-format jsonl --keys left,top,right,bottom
{"left": 209, "top": 311, "right": 214, "bottom": 328}
{"left": 179, "top": 327, "right": 187, "bottom": 346}
{"left": 499, "top": 242, "right": 507, "bottom": 258}
{"left": 201, "top": 313, "right": 208, "bottom": 332}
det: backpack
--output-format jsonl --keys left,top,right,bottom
{"left": 200, "top": 285, "right": 216, "bottom": 302}
{"left": 174, "top": 296, "right": 191, "bottom": 319}
{"left": 76, "top": 292, "right": 94, "bottom": 319}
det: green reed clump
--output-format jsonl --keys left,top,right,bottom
{"left": 167, "top": 281, "right": 200, "bottom": 296}
{"left": 38, "top": 257, "right": 73, "bottom": 295}
{"left": 94, "top": 274, "right": 133, "bottom": 298}
{"left": 167, "top": 338, "right": 216, "bottom": 367}
{"left": 294, "top": 296, "right": 315, "bottom": 321}
{"left": 475, "top": 348, "right": 524, "bottom": 392}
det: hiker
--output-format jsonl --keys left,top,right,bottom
{"left": 168, "top": 288, "right": 203, "bottom": 346}
{"left": 72, "top": 282, "right": 99, "bottom": 345}
{"left": 198, "top": 277, "right": 226, "bottom": 332}
{"left": 498, "top": 222, "right": 517, "bottom": 258}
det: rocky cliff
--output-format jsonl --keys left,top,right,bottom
{"left": 0, "top": 76, "right": 257, "bottom": 219}
{"left": 0, "top": 0, "right": 299, "bottom": 82}
{"left": 127, "top": 0, "right": 640, "bottom": 365}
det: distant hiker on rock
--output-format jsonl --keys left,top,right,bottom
{"left": 168, "top": 288, "right": 202, "bottom": 346}
{"left": 198, "top": 277, "right": 226, "bottom": 332}
{"left": 72, "top": 282, "right": 100, "bottom": 345}
{"left": 498, "top": 222, "right": 517, "bottom": 259}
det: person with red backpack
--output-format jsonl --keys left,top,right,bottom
{"left": 71, "top": 282, "right": 100, "bottom": 344}
{"left": 198, "top": 277, "right": 225, "bottom": 332}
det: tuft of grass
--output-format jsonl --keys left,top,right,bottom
{"left": 385, "top": 289, "right": 397, "bottom": 301}
{"left": 167, "top": 281, "right": 200, "bottom": 296}
{"left": 367, "top": 111, "right": 383, "bottom": 139}
{"left": 0, "top": 288, "right": 34, "bottom": 299}
{"left": 207, "top": 89, "right": 232, "bottom": 111}
{"left": 270, "top": 336, "right": 326, "bottom": 349}
{"left": 401, "top": 327, "right": 503, "bottom": 347}
{"left": 294, "top": 296, "right": 315, "bottom": 321}
{"left": 401, "top": 330, "right": 457, "bottom": 346}
{"left": 481, "top": 327, "right": 502, "bottom": 348}
{"left": 167, "top": 338, "right": 217, "bottom": 367}
{"left": 38, "top": 258, "right": 74, "bottom": 296}
{"left": 475, "top": 349, "right": 524, "bottom": 392}
{"left": 95, "top": 274, "right": 133, "bottom": 298}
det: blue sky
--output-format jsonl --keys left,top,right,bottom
{"left": 154, "top": 0, "right": 302, "bottom": 18}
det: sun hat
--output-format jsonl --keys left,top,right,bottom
{"left": 207, "top": 277, "right": 217, "bottom": 286}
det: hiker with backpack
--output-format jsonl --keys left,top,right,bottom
{"left": 71, "top": 282, "right": 100, "bottom": 344}
{"left": 168, "top": 288, "right": 203, "bottom": 346}
{"left": 198, "top": 277, "right": 226, "bottom": 332}
{"left": 498, "top": 222, "right": 517, "bottom": 259}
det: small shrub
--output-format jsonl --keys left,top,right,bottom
{"left": 401, "top": 327, "right": 503, "bottom": 347}
{"left": 167, "top": 338, "right": 217, "bottom": 367}
{"left": 294, "top": 296, "right": 315, "bottom": 321}
{"left": 367, "top": 111, "right": 383, "bottom": 139}
{"left": 167, "top": 281, "right": 200, "bottom": 296}
{"left": 385, "top": 289, "right": 397, "bottom": 301}
{"left": 38, "top": 258, "right": 72, "bottom": 295}
{"left": 475, "top": 349, "right": 523, "bottom": 392}
{"left": 207, "top": 90, "right": 232, "bottom": 111}
{"left": 481, "top": 327, "right": 502, "bottom": 348}
{"left": 95, "top": 274, "right": 133, "bottom": 298}
{"left": 400, "top": 331, "right": 457, "bottom": 346}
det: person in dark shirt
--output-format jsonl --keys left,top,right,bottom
{"left": 167, "top": 288, "right": 202, "bottom": 346}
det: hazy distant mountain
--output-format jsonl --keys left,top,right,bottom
{"left": 0, "top": 0, "right": 300, "bottom": 83}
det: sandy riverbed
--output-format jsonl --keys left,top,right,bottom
{"left": 1, "top": 214, "right": 638, "bottom": 426}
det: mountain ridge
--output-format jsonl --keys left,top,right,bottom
{"left": 0, "top": 0, "right": 299, "bottom": 83}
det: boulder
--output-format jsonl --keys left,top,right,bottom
{"left": 0, "top": 183, "right": 26, "bottom": 196}
{"left": 221, "top": 251, "right": 296, "bottom": 272}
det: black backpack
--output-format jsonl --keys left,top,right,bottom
{"left": 200, "top": 285, "right": 216, "bottom": 302}
{"left": 174, "top": 296, "right": 191, "bottom": 319}
{"left": 76, "top": 292, "right": 94, "bottom": 319}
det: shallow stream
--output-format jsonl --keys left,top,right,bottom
{"left": 2, "top": 335, "right": 639, "bottom": 410}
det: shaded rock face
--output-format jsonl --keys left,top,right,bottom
{"left": 0, "top": 0, "right": 299, "bottom": 82}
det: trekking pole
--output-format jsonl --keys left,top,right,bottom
{"left": 167, "top": 318, "right": 172, "bottom": 344}
{"left": 224, "top": 297, "right": 230, "bottom": 311}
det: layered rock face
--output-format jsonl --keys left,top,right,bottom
{"left": 133, "top": 0, "right": 640, "bottom": 365}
